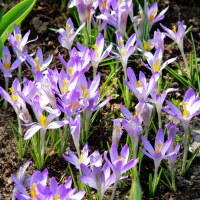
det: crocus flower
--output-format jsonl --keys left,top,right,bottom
{"left": 125, "top": 67, "right": 159, "bottom": 102}
{"left": 143, "top": 47, "right": 177, "bottom": 74}
{"left": 23, "top": 101, "right": 66, "bottom": 140}
{"left": 90, "top": 33, "right": 113, "bottom": 77}
{"left": 160, "top": 21, "right": 186, "bottom": 53}
{"left": 146, "top": 2, "right": 168, "bottom": 30}
{"left": 141, "top": 128, "right": 173, "bottom": 171}
{"left": 97, "top": 0, "right": 133, "bottom": 37}
{"left": 7, "top": 24, "right": 33, "bottom": 57}
{"left": 63, "top": 143, "right": 90, "bottom": 170}
{"left": 112, "top": 119, "right": 123, "bottom": 148}
{"left": 26, "top": 47, "right": 53, "bottom": 75}
{"left": 0, "top": 46, "right": 25, "bottom": 78}
{"left": 80, "top": 152, "right": 115, "bottom": 200}
{"left": 162, "top": 88, "right": 200, "bottom": 128}
{"left": 104, "top": 144, "right": 139, "bottom": 181}
{"left": 112, "top": 31, "right": 137, "bottom": 79}
{"left": 69, "top": 0, "right": 98, "bottom": 23}
{"left": 57, "top": 18, "right": 85, "bottom": 51}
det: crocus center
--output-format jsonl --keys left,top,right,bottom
{"left": 136, "top": 81, "right": 142, "bottom": 87}
{"left": 81, "top": 85, "right": 89, "bottom": 99}
{"left": 149, "top": 10, "right": 157, "bottom": 22}
{"left": 121, "top": 47, "right": 125, "bottom": 57}
{"left": 92, "top": 44, "right": 99, "bottom": 57}
{"left": 61, "top": 80, "right": 69, "bottom": 94}
{"left": 173, "top": 25, "right": 177, "bottom": 33}
{"left": 154, "top": 89, "right": 159, "bottom": 94}
{"left": 16, "top": 34, "right": 21, "bottom": 44}
{"left": 115, "top": 125, "right": 121, "bottom": 134}
{"left": 182, "top": 102, "right": 189, "bottom": 118}
{"left": 143, "top": 40, "right": 151, "bottom": 51}
{"left": 102, "top": 0, "right": 106, "bottom": 9}
{"left": 30, "top": 183, "right": 37, "bottom": 198}
{"left": 34, "top": 57, "right": 41, "bottom": 71}
{"left": 153, "top": 58, "right": 161, "bottom": 72}
{"left": 155, "top": 142, "right": 163, "bottom": 153}
{"left": 118, "top": 156, "right": 124, "bottom": 161}
{"left": 54, "top": 194, "right": 60, "bottom": 200}
{"left": 78, "top": 150, "right": 84, "bottom": 164}
{"left": 66, "top": 23, "right": 70, "bottom": 31}
{"left": 68, "top": 67, "right": 73, "bottom": 77}
{"left": 138, "top": 11, "right": 143, "bottom": 20}
{"left": 70, "top": 101, "right": 80, "bottom": 111}
{"left": 39, "top": 115, "right": 47, "bottom": 127}
{"left": 3, "top": 54, "right": 11, "bottom": 70}
{"left": 9, "top": 87, "right": 19, "bottom": 102}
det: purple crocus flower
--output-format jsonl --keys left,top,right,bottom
{"left": 69, "top": 0, "right": 98, "bottom": 23}
{"left": 90, "top": 33, "right": 112, "bottom": 77}
{"left": 112, "top": 31, "right": 137, "bottom": 79}
{"left": 0, "top": 46, "right": 25, "bottom": 78}
{"left": 143, "top": 47, "right": 177, "bottom": 74}
{"left": 141, "top": 128, "right": 173, "bottom": 171}
{"left": 162, "top": 88, "right": 200, "bottom": 128}
{"left": 112, "top": 119, "right": 123, "bottom": 148}
{"left": 7, "top": 24, "right": 31, "bottom": 57}
{"left": 146, "top": 2, "right": 168, "bottom": 30}
{"left": 161, "top": 21, "right": 186, "bottom": 53}
{"left": 80, "top": 152, "right": 115, "bottom": 200}
{"left": 104, "top": 144, "right": 139, "bottom": 181}
{"left": 63, "top": 143, "right": 90, "bottom": 170}
{"left": 125, "top": 67, "right": 159, "bottom": 102}
{"left": 26, "top": 47, "right": 53, "bottom": 75}
{"left": 24, "top": 101, "right": 66, "bottom": 140}
{"left": 57, "top": 18, "right": 85, "bottom": 51}
{"left": 97, "top": 0, "right": 133, "bottom": 37}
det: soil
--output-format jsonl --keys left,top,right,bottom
{"left": 0, "top": 0, "right": 200, "bottom": 199}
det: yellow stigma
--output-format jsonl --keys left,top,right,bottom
{"left": 16, "top": 34, "right": 21, "bottom": 44}
{"left": 115, "top": 125, "right": 121, "bottom": 133}
{"left": 92, "top": 44, "right": 99, "bottom": 57}
{"left": 121, "top": 47, "right": 125, "bottom": 57}
{"left": 118, "top": 39, "right": 124, "bottom": 46}
{"left": 136, "top": 81, "right": 142, "bottom": 87}
{"left": 66, "top": 23, "right": 70, "bottom": 31}
{"left": 30, "top": 183, "right": 37, "bottom": 198}
{"left": 154, "top": 89, "right": 159, "bottom": 94}
{"left": 81, "top": 85, "right": 89, "bottom": 99}
{"left": 118, "top": 156, "right": 124, "bottom": 161}
{"left": 143, "top": 40, "right": 151, "bottom": 51}
{"left": 182, "top": 102, "right": 189, "bottom": 118}
{"left": 102, "top": 0, "right": 106, "bottom": 9}
{"left": 70, "top": 101, "right": 80, "bottom": 111}
{"left": 3, "top": 54, "right": 11, "bottom": 70}
{"left": 155, "top": 142, "right": 163, "bottom": 153}
{"left": 153, "top": 58, "right": 161, "bottom": 72}
{"left": 68, "top": 67, "right": 73, "bottom": 77}
{"left": 149, "top": 10, "right": 157, "bottom": 23}
{"left": 9, "top": 87, "right": 19, "bottom": 102}
{"left": 61, "top": 79, "right": 69, "bottom": 94}
{"left": 173, "top": 25, "right": 177, "bottom": 33}
{"left": 39, "top": 115, "right": 47, "bottom": 127}
{"left": 34, "top": 57, "right": 41, "bottom": 71}
{"left": 78, "top": 150, "right": 84, "bottom": 164}
{"left": 54, "top": 194, "right": 60, "bottom": 199}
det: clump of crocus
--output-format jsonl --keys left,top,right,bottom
{"left": 11, "top": 162, "right": 85, "bottom": 200}
{"left": 104, "top": 144, "right": 139, "bottom": 200}
{"left": 163, "top": 88, "right": 200, "bottom": 175}
{"left": 141, "top": 128, "right": 173, "bottom": 196}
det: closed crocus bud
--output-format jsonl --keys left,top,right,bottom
{"left": 112, "top": 119, "right": 123, "bottom": 148}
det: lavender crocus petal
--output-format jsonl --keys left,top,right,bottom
{"left": 47, "top": 121, "right": 66, "bottom": 129}
{"left": 43, "top": 55, "right": 53, "bottom": 68}
{"left": 24, "top": 124, "right": 42, "bottom": 140}
{"left": 161, "top": 138, "right": 172, "bottom": 155}
{"left": 120, "top": 144, "right": 129, "bottom": 163}
{"left": 155, "top": 128, "right": 164, "bottom": 148}
{"left": 94, "top": 96, "right": 111, "bottom": 111}
{"left": 122, "top": 158, "right": 139, "bottom": 173}
{"left": 166, "top": 100, "right": 182, "bottom": 117}
{"left": 153, "top": 6, "right": 169, "bottom": 24}
{"left": 183, "top": 88, "right": 195, "bottom": 102}
{"left": 70, "top": 190, "right": 86, "bottom": 200}
{"left": 79, "top": 176, "right": 96, "bottom": 189}
{"left": 110, "top": 144, "right": 118, "bottom": 164}
{"left": 80, "top": 164, "right": 93, "bottom": 177}
{"left": 141, "top": 136, "right": 155, "bottom": 156}
{"left": 161, "top": 57, "right": 177, "bottom": 71}
{"left": 120, "top": 104, "right": 133, "bottom": 120}
{"left": 140, "top": 149, "right": 154, "bottom": 159}
{"left": 160, "top": 23, "right": 176, "bottom": 41}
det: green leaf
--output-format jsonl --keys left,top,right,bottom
{"left": 0, "top": 0, "right": 37, "bottom": 43}
{"left": 129, "top": 178, "right": 142, "bottom": 200}
{"left": 0, "top": 38, "right": 3, "bottom": 59}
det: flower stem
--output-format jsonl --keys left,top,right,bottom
{"left": 18, "top": 64, "right": 22, "bottom": 82}
{"left": 170, "top": 162, "right": 176, "bottom": 192}
{"left": 4, "top": 77, "right": 9, "bottom": 110}
{"left": 152, "top": 165, "right": 159, "bottom": 195}
{"left": 40, "top": 129, "right": 46, "bottom": 169}
{"left": 180, "top": 49, "right": 189, "bottom": 77}
{"left": 157, "top": 110, "right": 162, "bottom": 129}
{"left": 181, "top": 124, "right": 189, "bottom": 175}
{"left": 111, "top": 180, "right": 118, "bottom": 200}
{"left": 17, "top": 115, "right": 24, "bottom": 157}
